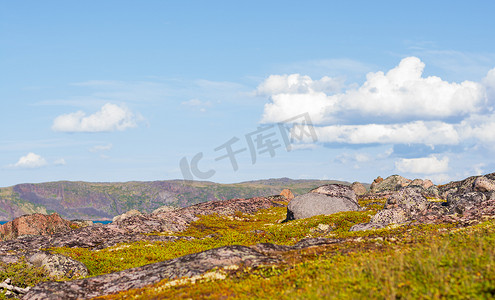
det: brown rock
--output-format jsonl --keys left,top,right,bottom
{"left": 409, "top": 179, "right": 434, "bottom": 190}
{"left": 0, "top": 213, "right": 74, "bottom": 241}
{"left": 422, "top": 179, "right": 434, "bottom": 189}
{"left": 280, "top": 189, "right": 294, "bottom": 201}
{"left": 350, "top": 182, "right": 367, "bottom": 196}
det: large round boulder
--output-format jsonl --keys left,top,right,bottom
{"left": 286, "top": 185, "right": 361, "bottom": 221}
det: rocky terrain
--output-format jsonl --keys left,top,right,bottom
{"left": 0, "top": 178, "right": 351, "bottom": 221}
{"left": 0, "top": 173, "right": 495, "bottom": 299}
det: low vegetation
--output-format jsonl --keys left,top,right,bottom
{"left": 4, "top": 196, "right": 494, "bottom": 299}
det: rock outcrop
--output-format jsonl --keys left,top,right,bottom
{"left": 0, "top": 213, "right": 75, "bottom": 241}
{"left": 352, "top": 173, "right": 495, "bottom": 231}
{"left": 285, "top": 184, "right": 361, "bottom": 221}
{"left": 370, "top": 175, "right": 412, "bottom": 193}
{"left": 350, "top": 187, "right": 428, "bottom": 231}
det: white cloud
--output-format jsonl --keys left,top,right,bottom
{"left": 260, "top": 57, "right": 487, "bottom": 124}
{"left": 181, "top": 99, "right": 212, "bottom": 112}
{"left": 52, "top": 103, "right": 139, "bottom": 133}
{"left": 288, "top": 143, "right": 318, "bottom": 151}
{"left": 335, "top": 153, "right": 371, "bottom": 164}
{"left": 313, "top": 121, "right": 460, "bottom": 145}
{"left": 10, "top": 153, "right": 48, "bottom": 169}
{"left": 53, "top": 158, "right": 66, "bottom": 166}
{"left": 89, "top": 144, "right": 113, "bottom": 153}
{"left": 395, "top": 155, "right": 449, "bottom": 174}
{"left": 256, "top": 74, "right": 344, "bottom": 96}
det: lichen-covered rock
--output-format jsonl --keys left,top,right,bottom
{"left": 426, "top": 185, "right": 441, "bottom": 198}
{"left": 473, "top": 176, "right": 495, "bottom": 192}
{"left": 387, "top": 187, "right": 429, "bottom": 215}
{"left": 280, "top": 189, "right": 295, "bottom": 201}
{"left": 350, "top": 187, "right": 428, "bottom": 232}
{"left": 371, "top": 175, "right": 411, "bottom": 193}
{"left": 350, "top": 182, "right": 367, "bottom": 196}
{"left": 27, "top": 252, "right": 88, "bottom": 279}
{"left": 447, "top": 192, "right": 487, "bottom": 214}
{"left": 112, "top": 209, "right": 142, "bottom": 223}
{"left": 371, "top": 207, "right": 409, "bottom": 224}
{"left": 286, "top": 186, "right": 361, "bottom": 221}
{"left": 0, "top": 213, "right": 75, "bottom": 241}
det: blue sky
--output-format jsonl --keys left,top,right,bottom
{"left": 2, "top": 1, "right": 495, "bottom": 187}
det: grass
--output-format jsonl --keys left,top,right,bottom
{"left": 49, "top": 207, "right": 373, "bottom": 276}
{"left": 96, "top": 220, "right": 495, "bottom": 300}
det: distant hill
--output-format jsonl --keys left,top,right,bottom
{"left": 0, "top": 178, "right": 361, "bottom": 221}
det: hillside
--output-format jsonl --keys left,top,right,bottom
{"left": 0, "top": 178, "right": 353, "bottom": 221}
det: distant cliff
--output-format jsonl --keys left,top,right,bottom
{"left": 0, "top": 178, "right": 352, "bottom": 221}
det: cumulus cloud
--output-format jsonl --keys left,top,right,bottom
{"left": 10, "top": 153, "right": 48, "bottom": 169}
{"left": 52, "top": 103, "right": 139, "bottom": 133}
{"left": 313, "top": 121, "right": 460, "bottom": 145}
{"left": 395, "top": 155, "right": 449, "bottom": 174}
{"left": 260, "top": 57, "right": 487, "bottom": 124}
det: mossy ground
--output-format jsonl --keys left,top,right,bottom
{"left": 7, "top": 197, "right": 495, "bottom": 299}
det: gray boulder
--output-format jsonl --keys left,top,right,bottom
{"left": 286, "top": 185, "right": 361, "bottom": 221}
{"left": 27, "top": 251, "right": 89, "bottom": 279}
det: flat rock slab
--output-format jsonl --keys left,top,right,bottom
{"left": 23, "top": 245, "right": 282, "bottom": 300}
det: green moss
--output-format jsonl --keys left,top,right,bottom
{"left": 97, "top": 220, "right": 495, "bottom": 300}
